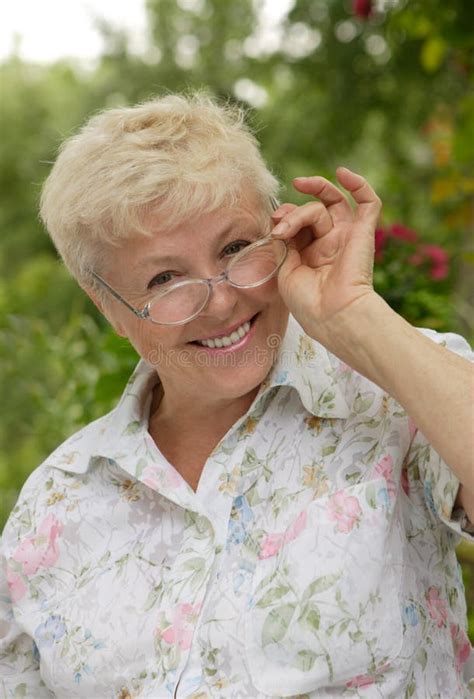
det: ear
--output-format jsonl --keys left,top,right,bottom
{"left": 85, "top": 286, "right": 128, "bottom": 338}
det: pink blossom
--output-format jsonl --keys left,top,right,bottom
{"left": 352, "top": 0, "right": 372, "bottom": 19}
{"left": 374, "top": 227, "right": 387, "bottom": 261}
{"left": 160, "top": 602, "right": 201, "bottom": 650}
{"left": 389, "top": 223, "right": 418, "bottom": 243}
{"left": 12, "top": 515, "right": 63, "bottom": 576}
{"left": 374, "top": 455, "right": 396, "bottom": 498}
{"left": 327, "top": 490, "right": 362, "bottom": 533}
{"left": 408, "top": 244, "right": 449, "bottom": 280}
{"left": 450, "top": 623, "right": 471, "bottom": 673}
{"left": 426, "top": 586, "right": 448, "bottom": 628}
{"left": 423, "top": 245, "right": 450, "bottom": 280}
{"left": 346, "top": 674, "right": 375, "bottom": 688}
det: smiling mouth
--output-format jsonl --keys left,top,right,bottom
{"left": 190, "top": 314, "right": 258, "bottom": 348}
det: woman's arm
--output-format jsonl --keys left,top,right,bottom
{"left": 314, "top": 291, "right": 474, "bottom": 521}
{"left": 271, "top": 168, "right": 474, "bottom": 521}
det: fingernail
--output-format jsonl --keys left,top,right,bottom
{"left": 271, "top": 221, "right": 289, "bottom": 237}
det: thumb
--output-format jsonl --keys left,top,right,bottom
{"left": 276, "top": 245, "right": 301, "bottom": 294}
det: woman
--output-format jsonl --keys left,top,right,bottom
{"left": 1, "top": 93, "right": 473, "bottom": 698}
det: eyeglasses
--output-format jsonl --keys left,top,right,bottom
{"left": 91, "top": 235, "right": 288, "bottom": 326}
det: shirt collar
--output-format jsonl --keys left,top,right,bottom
{"left": 46, "top": 315, "right": 352, "bottom": 477}
{"left": 253, "top": 315, "right": 352, "bottom": 420}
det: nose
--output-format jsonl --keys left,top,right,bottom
{"left": 199, "top": 276, "right": 240, "bottom": 321}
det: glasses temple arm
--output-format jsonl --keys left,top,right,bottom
{"left": 90, "top": 272, "right": 144, "bottom": 318}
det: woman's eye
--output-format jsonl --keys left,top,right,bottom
{"left": 223, "top": 240, "right": 251, "bottom": 256}
{"left": 148, "top": 271, "right": 176, "bottom": 288}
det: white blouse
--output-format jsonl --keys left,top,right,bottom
{"left": 1, "top": 316, "right": 473, "bottom": 698}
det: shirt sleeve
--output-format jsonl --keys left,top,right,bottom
{"left": 405, "top": 328, "right": 474, "bottom": 542}
{"left": 0, "top": 466, "right": 55, "bottom": 698}
{"left": 0, "top": 550, "right": 54, "bottom": 699}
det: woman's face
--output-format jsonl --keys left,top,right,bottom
{"left": 95, "top": 198, "right": 289, "bottom": 406}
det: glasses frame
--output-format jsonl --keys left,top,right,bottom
{"left": 90, "top": 199, "right": 286, "bottom": 326}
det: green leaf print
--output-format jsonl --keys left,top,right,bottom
{"left": 365, "top": 483, "right": 377, "bottom": 509}
{"left": 349, "top": 629, "right": 364, "bottom": 643}
{"left": 184, "top": 557, "right": 205, "bottom": 572}
{"left": 242, "top": 447, "right": 259, "bottom": 468}
{"left": 123, "top": 420, "right": 141, "bottom": 435}
{"left": 302, "top": 605, "right": 320, "bottom": 634}
{"left": 353, "top": 392, "right": 375, "bottom": 414}
{"left": 295, "top": 649, "right": 318, "bottom": 672}
{"left": 256, "top": 585, "right": 291, "bottom": 608}
{"left": 321, "top": 445, "right": 336, "bottom": 457}
{"left": 144, "top": 583, "right": 163, "bottom": 612}
{"left": 13, "top": 684, "right": 27, "bottom": 699}
{"left": 261, "top": 603, "right": 296, "bottom": 647}
{"left": 416, "top": 647, "right": 428, "bottom": 670}
{"left": 135, "top": 458, "right": 147, "bottom": 479}
{"left": 302, "top": 572, "right": 342, "bottom": 600}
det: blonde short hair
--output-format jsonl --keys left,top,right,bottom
{"left": 40, "top": 92, "right": 280, "bottom": 289}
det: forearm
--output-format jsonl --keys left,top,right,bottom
{"left": 312, "top": 293, "right": 474, "bottom": 497}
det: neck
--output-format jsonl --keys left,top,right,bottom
{"left": 149, "top": 380, "right": 260, "bottom": 442}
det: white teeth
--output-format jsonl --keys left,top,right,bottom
{"left": 196, "top": 319, "right": 252, "bottom": 348}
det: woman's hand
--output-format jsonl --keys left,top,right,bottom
{"left": 272, "top": 167, "right": 382, "bottom": 339}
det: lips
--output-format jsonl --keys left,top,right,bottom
{"left": 190, "top": 314, "right": 258, "bottom": 344}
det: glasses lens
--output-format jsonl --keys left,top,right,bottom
{"left": 228, "top": 239, "right": 287, "bottom": 287}
{"left": 148, "top": 281, "right": 209, "bottom": 324}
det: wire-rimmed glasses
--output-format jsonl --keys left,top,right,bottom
{"left": 91, "top": 235, "right": 288, "bottom": 326}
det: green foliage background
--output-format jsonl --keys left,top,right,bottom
{"left": 1, "top": 0, "right": 473, "bottom": 638}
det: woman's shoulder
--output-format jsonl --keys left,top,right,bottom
{"left": 1, "top": 412, "right": 113, "bottom": 549}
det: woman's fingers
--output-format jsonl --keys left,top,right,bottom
{"left": 335, "top": 167, "right": 382, "bottom": 228}
{"left": 292, "top": 175, "right": 353, "bottom": 222}
{"left": 271, "top": 201, "right": 333, "bottom": 241}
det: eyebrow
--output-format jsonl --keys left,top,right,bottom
{"left": 133, "top": 222, "right": 253, "bottom": 273}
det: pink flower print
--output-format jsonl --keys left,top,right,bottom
{"left": 160, "top": 602, "right": 201, "bottom": 650}
{"left": 8, "top": 515, "right": 63, "bottom": 603}
{"left": 259, "top": 533, "right": 285, "bottom": 560}
{"left": 450, "top": 623, "right": 471, "bottom": 673}
{"left": 374, "top": 455, "right": 396, "bottom": 498}
{"left": 142, "top": 465, "right": 161, "bottom": 490}
{"left": 327, "top": 490, "right": 362, "bottom": 533}
{"left": 12, "top": 515, "right": 63, "bottom": 575}
{"left": 426, "top": 586, "right": 448, "bottom": 628}
{"left": 259, "top": 511, "right": 307, "bottom": 559}
{"left": 284, "top": 510, "right": 307, "bottom": 544}
{"left": 401, "top": 467, "right": 410, "bottom": 497}
{"left": 6, "top": 565, "right": 27, "bottom": 603}
{"left": 346, "top": 674, "right": 375, "bottom": 688}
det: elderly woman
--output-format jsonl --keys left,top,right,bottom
{"left": 1, "top": 93, "right": 473, "bottom": 699}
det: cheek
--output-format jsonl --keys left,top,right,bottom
{"left": 120, "top": 319, "right": 185, "bottom": 360}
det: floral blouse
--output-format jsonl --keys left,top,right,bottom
{"left": 1, "top": 316, "right": 473, "bottom": 699}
